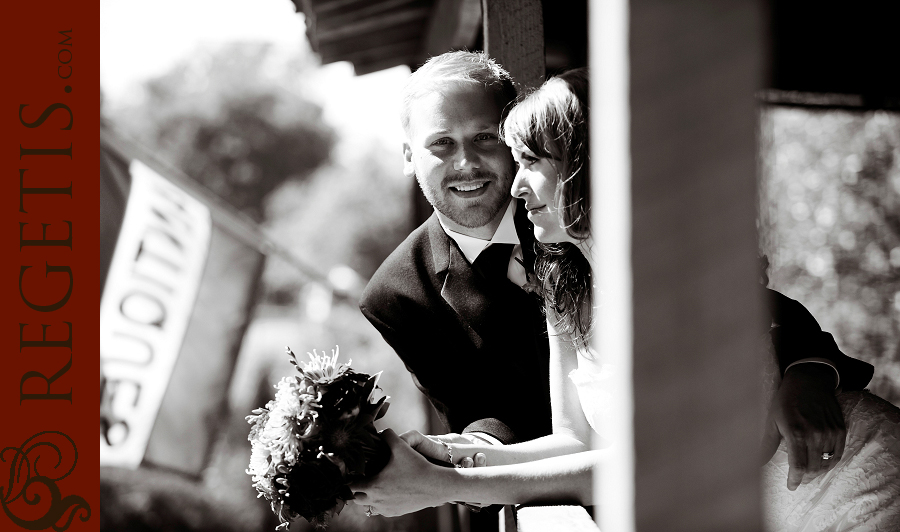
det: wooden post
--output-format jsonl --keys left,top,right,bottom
{"left": 424, "top": 0, "right": 482, "bottom": 57}
{"left": 482, "top": 0, "right": 544, "bottom": 89}
{"left": 624, "top": 1, "right": 765, "bottom": 530}
{"left": 591, "top": 0, "right": 634, "bottom": 530}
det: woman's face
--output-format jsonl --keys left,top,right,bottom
{"left": 509, "top": 143, "right": 580, "bottom": 245}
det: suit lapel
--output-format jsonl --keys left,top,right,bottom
{"left": 441, "top": 243, "right": 494, "bottom": 348}
{"left": 426, "top": 214, "right": 492, "bottom": 348}
{"left": 428, "top": 203, "right": 538, "bottom": 350}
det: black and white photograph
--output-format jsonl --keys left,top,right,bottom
{"left": 98, "top": 1, "right": 900, "bottom": 531}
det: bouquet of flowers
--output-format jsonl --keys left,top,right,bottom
{"left": 246, "top": 346, "right": 391, "bottom": 530}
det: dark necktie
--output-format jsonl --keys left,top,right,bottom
{"left": 473, "top": 243, "right": 514, "bottom": 283}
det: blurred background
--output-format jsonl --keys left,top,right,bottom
{"left": 100, "top": 1, "right": 426, "bottom": 531}
{"left": 98, "top": 1, "right": 900, "bottom": 531}
{"left": 759, "top": 107, "right": 900, "bottom": 406}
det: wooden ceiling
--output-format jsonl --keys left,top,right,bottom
{"left": 293, "top": 0, "right": 897, "bottom": 108}
{"left": 292, "top": 0, "right": 483, "bottom": 75}
{"left": 291, "top": 0, "right": 589, "bottom": 79}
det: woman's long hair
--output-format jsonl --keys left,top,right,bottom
{"left": 502, "top": 68, "right": 592, "bottom": 347}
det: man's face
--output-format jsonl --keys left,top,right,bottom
{"left": 403, "top": 84, "right": 514, "bottom": 234}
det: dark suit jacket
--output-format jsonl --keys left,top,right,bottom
{"left": 767, "top": 288, "right": 873, "bottom": 391}
{"left": 360, "top": 201, "right": 552, "bottom": 444}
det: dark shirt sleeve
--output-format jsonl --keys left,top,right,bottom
{"left": 766, "top": 288, "right": 874, "bottom": 391}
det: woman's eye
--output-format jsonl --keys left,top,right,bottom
{"left": 431, "top": 138, "right": 452, "bottom": 146}
{"left": 516, "top": 154, "right": 539, "bottom": 168}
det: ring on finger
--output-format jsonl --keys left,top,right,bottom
{"left": 365, "top": 506, "right": 375, "bottom": 517}
{"left": 821, "top": 452, "right": 835, "bottom": 460}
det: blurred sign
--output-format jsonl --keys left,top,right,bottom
{"left": 100, "top": 130, "right": 268, "bottom": 476}
{"left": 100, "top": 160, "right": 212, "bottom": 468}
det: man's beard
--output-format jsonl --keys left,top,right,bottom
{"left": 420, "top": 169, "right": 513, "bottom": 229}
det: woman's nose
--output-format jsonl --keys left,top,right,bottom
{"left": 511, "top": 167, "right": 530, "bottom": 198}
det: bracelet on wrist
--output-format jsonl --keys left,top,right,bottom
{"left": 439, "top": 440, "right": 461, "bottom": 468}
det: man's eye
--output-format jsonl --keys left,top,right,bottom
{"left": 475, "top": 133, "right": 498, "bottom": 142}
{"left": 431, "top": 138, "right": 452, "bottom": 146}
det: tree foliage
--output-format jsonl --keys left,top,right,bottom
{"left": 261, "top": 145, "right": 411, "bottom": 301}
{"left": 110, "top": 43, "right": 335, "bottom": 221}
{"left": 760, "top": 107, "right": 900, "bottom": 406}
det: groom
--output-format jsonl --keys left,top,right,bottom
{"left": 360, "top": 51, "right": 551, "bottom": 448}
{"left": 359, "top": 50, "right": 874, "bottom": 491}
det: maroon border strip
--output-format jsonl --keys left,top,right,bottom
{"left": 1, "top": 3, "right": 99, "bottom": 531}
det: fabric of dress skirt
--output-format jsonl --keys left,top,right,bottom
{"left": 760, "top": 329, "right": 900, "bottom": 532}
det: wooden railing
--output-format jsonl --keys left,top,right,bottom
{"left": 502, "top": 505, "right": 600, "bottom": 532}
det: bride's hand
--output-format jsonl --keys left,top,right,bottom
{"left": 350, "top": 429, "right": 449, "bottom": 517}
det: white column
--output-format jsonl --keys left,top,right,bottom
{"left": 591, "top": 0, "right": 635, "bottom": 530}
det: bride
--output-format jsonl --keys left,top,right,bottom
{"left": 351, "top": 69, "right": 900, "bottom": 530}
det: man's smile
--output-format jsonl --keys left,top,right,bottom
{"left": 451, "top": 182, "right": 488, "bottom": 192}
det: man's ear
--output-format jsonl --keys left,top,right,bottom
{"left": 402, "top": 142, "right": 416, "bottom": 179}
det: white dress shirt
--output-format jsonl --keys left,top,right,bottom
{"left": 439, "top": 201, "right": 528, "bottom": 287}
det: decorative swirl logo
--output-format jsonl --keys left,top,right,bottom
{"left": 1, "top": 431, "right": 91, "bottom": 530}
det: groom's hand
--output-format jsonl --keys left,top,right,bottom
{"left": 772, "top": 363, "right": 846, "bottom": 490}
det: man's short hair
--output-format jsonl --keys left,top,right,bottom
{"left": 400, "top": 51, "right": 517, "bottom": 135}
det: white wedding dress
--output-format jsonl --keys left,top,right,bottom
{"left": 569, "top": 342, "right": 900, "bottom": 532}
{"left": 568, "top": 354, "right": 615, "bottom": 447}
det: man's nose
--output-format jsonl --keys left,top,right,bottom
{"left": 453, "top": 143, "right": 480, "bottom": 171}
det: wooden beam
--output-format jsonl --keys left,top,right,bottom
{"left": 315, "top": 6, "right": 432, "bottom": 44}
{"left": 517, "top": 506, "right": 600, "bottom": 532}
{"left": 481, "top": 0, "right": 544, "bottom": 90}
{"left": 319, "top": 35, "right": 422, "bottom": 64}
{"left": 353, "top": 55, "right": 422, "bottom": 75}
{"left": 309, "top": 0, "right": 380, "bottom": 16}
{"left": 315, "top": 0, "right": 426, "bottom": 31}
{"left": 424, "top": 0, "right": 482, "bottom": 56}
{"left": 323, "top": 39, "right": 422, "bottom": 67}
